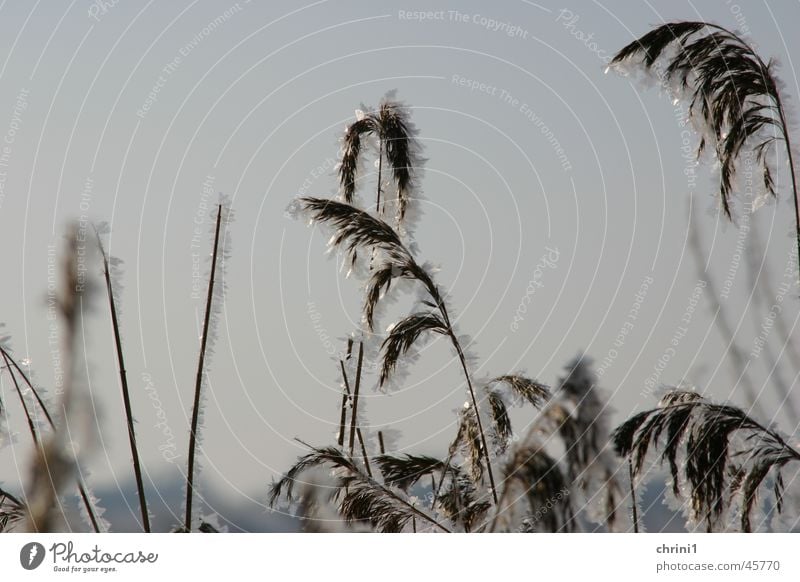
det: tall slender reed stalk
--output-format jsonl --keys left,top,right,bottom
{"left": 610, "top": 22, "right": 800, "bottom": 286}
{"left": 0, "top": 347, "right": 101, "bottom": 532}
{"left": 347, "top": 341, "right": 364, "bottom": 456}
{"left": 184, "top": 204, "right": 223, "bottom": 532}
{"left": 95, "top": 229, "right": 150, "bottom": 532}
{"left": 337, "top": 360, "right": 351, "bottom": 448}
{"left": 628, "top": 458, "right": 639, "bottom": 533}
{"left": 277, "top": 102, "right": 627, "bottom": 532}
{"left": 356, "top": 427, "right": 372, "bottom": 477}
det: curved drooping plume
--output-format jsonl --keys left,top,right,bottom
{"left": 609, "top": 22, "right": 798, "bottom": 244}
{"left": 338, "top": 99, "right": 418, "bottom": 223}
{"left": 613, "top": 389, "right": 800, "bottom": 532}
{"left": 269, "top": 444, "right": 451, "bottom": 533}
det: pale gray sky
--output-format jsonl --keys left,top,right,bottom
{"left": 1, "top": 0, "right": 799, "bottom": 530}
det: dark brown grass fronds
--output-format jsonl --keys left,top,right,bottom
{"left": 338, "top": 100, "right": 417, "bottom": 222}
{"left": 376, "top": 454, "right": 451, "bottom": 491}
{"left": 340, "top": 117, "right": 378, "bottom": 205}
{"left": 378, "top": 101, "right": 415, "bottom": 221}
{"left": 301, "top": 197, "right": 411, "bottom": 275}
{"left": 487, "top": 392, "right": 512, "bottom": 448}
{"left": 613, "top": 389, "right": 800, "bottom": 531}
{"left": 610, "top": 21, "right": 799, "bottom": 268}
{"left": 379, "top": 313, "right": 447, "bottom": 386}
{"left": 269, "top": 444, "right": 451, "bottom": 532}
{"left": 488, "top": 375, "right": 550, "bottom": 408}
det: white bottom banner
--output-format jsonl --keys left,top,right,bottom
{"left": 0, "top": 533, "right": 797, "bottom": 580}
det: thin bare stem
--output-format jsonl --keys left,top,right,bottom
{"left": 96, "top": 231, "right": 150, "bottom": 532}
{"left": 378, "top": 430, "right": 385, "bottom": 454}
{"left": 356, "top": 427, "right": 372, "bottom": 477}
{"left": 375, "top": 139, "right": 384, "bottom": 215}
{"left": 446, "top": 328, "right": 498, "bottom": 505}
{"left": 628, "top": 458, "right": 639, "bottom": 533}
{"left": 2, "top": 351, "right": 41, "bottom": 448}
{"left": 347, "top": 342, "right": 364, "bottom": 455}
{"left": 185, "top": 204, "right": 223, "bottom": 532}
{"left": 337, "top": 360, "right": 351, "bottom": 447}
{"left": 775, "top": 93, "right": 800, "bottom": 290}
{"left": 431, "top": 438, "right": 457, "bottom": 510}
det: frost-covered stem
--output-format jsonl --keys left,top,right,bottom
{"left": 97, "top": 236, "right": 150, "bottom": 533}
{"left": 347, "top": 342, "right": 364, "bottom": 456}
{"left": 444, "top": 323, "right": 498, "bottom": 505}
{"left": 185, "top": 204, "right": 223, "bottom": 532}
{"left": 431, "top": 447, "right": 453, "bottom": 511}
{"left": 431, "top": 430, "right": 463, "bottom": 512}
{"left": 2, "top": 350, "right": 42, "bottom": 449}
{"left": 1, "top": 347, "right": 100, "bottom": 532}
{"left": 487, "top": 475, "right": 512, "bottom": 532}
{"left": 628, "top": 458, "right": 639, "bottom": 533}
{"left": 337, "top": 360, "right": 351, "bottom": 447}
{"left": 774, "top": 93, "right": 800, "bottom": 289}
{"left": 417, "top": 278, "right": 497, "bottom": 506}
{"left": 356, "top": 427, "right": 373, "bottom": 477}
{"left": 375, "top": 138, "right": 384, "bottom": 214}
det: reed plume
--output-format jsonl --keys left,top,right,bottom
{"left": 613, "top": 389, "right": 800, "bottom": 532}
{"left": 339, "top": 99, "right": 417, "bottom": 222}
{"left": 269, "top": 443, "right": 451, "bottom": 532}
{"left": 610, "top": 21, "right": 799, "bottom": 270}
